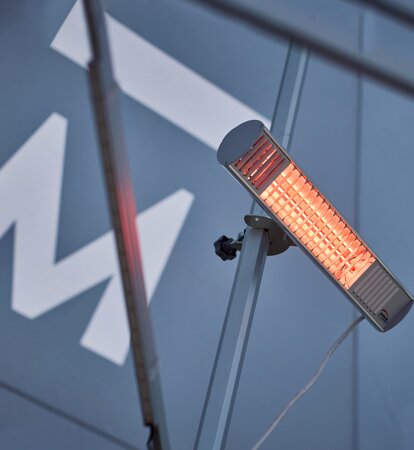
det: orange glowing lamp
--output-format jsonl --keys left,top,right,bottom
{"left": 218, "top": 120, "right": 412, "bottom": 331}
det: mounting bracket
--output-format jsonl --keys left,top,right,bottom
{"left": 214, "top": 214, "right": 295, "bottom": 261}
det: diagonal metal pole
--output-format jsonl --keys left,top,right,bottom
{"left": 82, "top": 1, "right": 170, "bottom": 449}
{"left": 347, "top": 0, "right": 414, "bottom": 29}
{"left": 192, "top": 0, "right": 414, "bottom": 99}
{"left": 194, "top": 43, "right": 308, "bottom": 450}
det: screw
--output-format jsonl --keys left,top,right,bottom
{"left": 379, "top": 309, "right": 389, "bottom": 323}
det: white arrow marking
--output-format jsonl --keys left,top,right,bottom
{"left": 0, "top": 113, "right": 193, "bottom": 364}
{"left": 51, "top": 1, "right": 270, "bottom": 150}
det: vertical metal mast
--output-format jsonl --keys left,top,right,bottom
{"left": 194, "top": 43, "right": 308, "bottom": 450}
{"left": 82, "top": 1, "right": 170, "bottom": 449}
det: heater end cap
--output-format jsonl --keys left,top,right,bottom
{"left": 383, "top": 299, "right": 413, "bottom": 331}
{"left": 217, "top": 120, "right": 265, "bottom": 166}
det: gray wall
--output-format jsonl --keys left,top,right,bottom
{"left": 358, "top": 13, "right": 414, "bottom": 450}
{"left": 0, "top": 1, "right": 412, "bottom": 449}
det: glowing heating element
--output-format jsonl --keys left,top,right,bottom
{"left": 260, "top": 164, "right": 375, "bottom": 289}
{"left": 218, "top": 120, "right": 413, "bottom": 332}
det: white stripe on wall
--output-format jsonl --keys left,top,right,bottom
{"left": 51, "top": 0, "right": 270, "bottom": 150}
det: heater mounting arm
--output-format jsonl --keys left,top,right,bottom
{"left": 214, "top": 214, "right": 295, "bottom": 261}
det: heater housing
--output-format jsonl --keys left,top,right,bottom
{"left": 218, "top": 120, "right": 412, "bottom": 331}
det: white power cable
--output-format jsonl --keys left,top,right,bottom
{"left": 251, "top": 315, "right": 364, "bottom": 450}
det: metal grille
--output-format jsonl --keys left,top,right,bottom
{"left": 231, "top": 135, "right": 288, "bottom": 193}
{"left": 351, "top": 262, "right": 399, "bottom": 315}
{"left": 261, "top": 163, "right": 375, "bottom": 289}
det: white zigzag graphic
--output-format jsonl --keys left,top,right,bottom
{"left": 1, "top": 0, "right": 269, "bottom": 366}
{"left": 0, "top": 113, "right": 193, "bottom": 364}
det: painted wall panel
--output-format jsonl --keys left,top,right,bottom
{"left": 0, "top": 385, "right": 136, "bottom": 450}
{"left": 3, "top": 1, "right": 412, "bottom": 449}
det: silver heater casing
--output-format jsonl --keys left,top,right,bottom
{"left": 218, "top": 120, "right": 413, "bottom": 332}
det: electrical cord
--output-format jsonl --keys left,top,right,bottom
{"left": 251, "top": 315, "right": 364, "bottom": 450}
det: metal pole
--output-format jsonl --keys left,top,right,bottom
{"left": 194, "top": 43, "right": 308, "bottom": 450}
{"left": 192, "top": 0, "right": 414, "bottom": 99}
{"left": 82, "top": 1, "right": 170, "bottom": 449}
{"left": 270, "top": 44, "right": 309, "bottom": 149}
{"left": 347, "top": 0, "right": 414, "bottom": 29}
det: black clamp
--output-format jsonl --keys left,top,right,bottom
{"left": 214, "top": 215, "right": 295, "bottom": 261}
